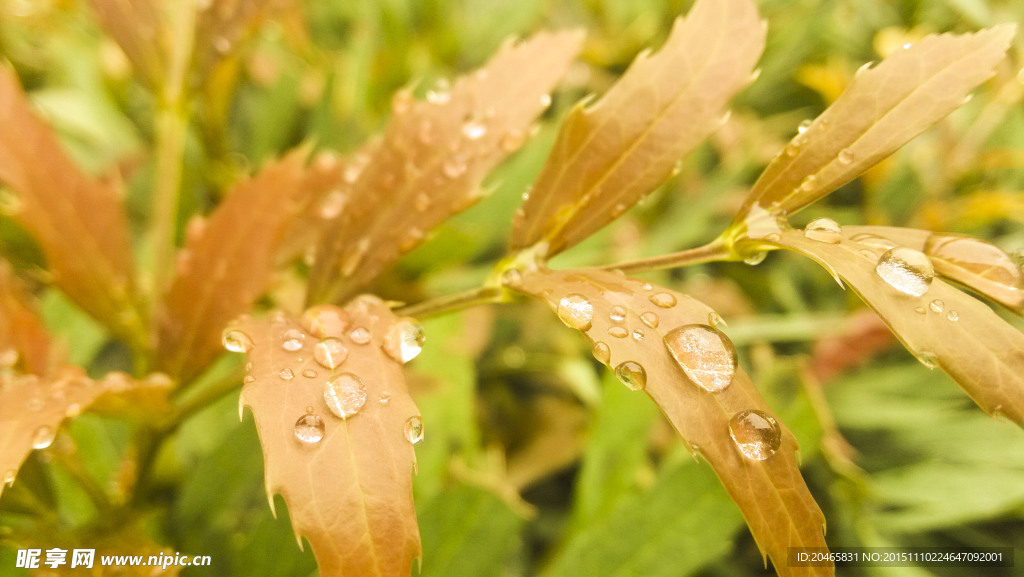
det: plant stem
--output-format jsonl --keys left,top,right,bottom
{"left": 170, "top": 368, "right": 244, "bottom": 426}
{"left": 396, "top": 286, "right": 505, "bottom": 319}
{"left": 598, "top": 237, "right": 734, "bottom": 274}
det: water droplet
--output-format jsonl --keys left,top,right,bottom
{"left": 311, "top": 338, "right": 347, "bottom": 370}
{"left": 426, "top": 79, "right": 451, "bottom": 104}
{"left": 642, "top": 283, "right": 653, "bottom": 291}
{"left": 876, "top": 247, "right": 934, "bottom": 297}
{"left": 501, "top": 268, "right": 523, "bottom": 288}
{"left": 379, "top": 391, "right": 391, "bottom": 405}
{"left": 947, "top": 310, "right": 959, "bottom": 322}
{"left": 302, "top": 305, "right": 351, "bottom": 338}
{"left": 614, "top": 361, "right": 647, "bottom": 391}
{"left": 281, "top": 328, "right": 305, "bottom": 351}
{"left": 461, "top": 119, "right": 487, "bottom": 140}
{"left": 592, "top": 342, "right": 611, "bottom": 365}
{"left": 744, "top": 251, "right": 768, "bottom": 265}
{"left": 929, "top": 299, "right": 944, "bottom": 313}
{"left": 838, "top": 148, "right": 854, "bottom": 164}
{"left": 442, "top": 156, "right": 468, "bottom": 179}
{"left": 404, "top": 416, "right": 424, "bottom": 444}
{"left": 631, "top": 328, "right": 644, "bottom": 341}
{"left": 294, "top": 414, "right": 325, "bottom": 444}
{"left": 924, "top": 233, "right": 1022, "bottom": 288}
{"left": 664, "top": 325, "right": 737, "bottom": 392}
{"left": 640, "top": 312, "right": 659, "bottom": 328}
{"left": 557, "top": 294, "right": 594, "bottom": 331}
{"left": 799, "top": 174, "right": 818, "bottom": 192}
{"left": 383, "top": 319, "right": 425, "bottom": 364}
{"left": 914, "top": 307, "right": 926, "bottom": 314}
{"left": 32, "top": 426, "right": 54, "bottom": 450}
{"left": 610, "top": 203, "right": 627, "bottom": 218}
{"left": 3, "top": 468, "right": 14, "bottom": 487}
{"left": 851, "top": 233, "right": 896, "bottom": 250}
{"left": 324, "top": 373, "right": 367, "bottom": 418}
{"left": 649, "top": 292, "right": 677, "bottom": 308}
{"left": 708, "top": 312, "right": 725, "bottom": 327}
{"left": 797, "top": 119, "right": 813, "bottom": 134}
{"left": 350, "top": 327, "right": 372, "bottom": 345}
{"left": 243, "top": 375, "right": 256, "bottom": 384}
{"left": 917, "top": 351, "right": 938, "bottom": 369}
{"left": 222, "top": 329, "right": 254, "bottom": 353}
{"left": 500, "top": 129, "right": 525, "bottom": 152}
{"left": 539, "top": 93, "right": 552, "bottom": 108}
{"left": 608, "top": 326, "right": 629, "bottom": 338}
{"left": 784, "top": 139, "right": 802, "bottom": 157}
{"left": 609, "top": 306, "right": 627, "bottom": 323}
{"left": 279, "top": 368, "right": 295, "bottom": 381}
{"left": 804, "top": 218, "right": 842, "bottom": 244}
{"left": 728, "top": 410, "right": 781, "bottom": 461}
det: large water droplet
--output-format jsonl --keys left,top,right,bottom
{"left": 32, "top": 425, "right": 54, "bottom": 450}
{"left": 294, "top": 413, "right": 325, "bottom": 444}
{"left": 649, "top": 292, "right": 677, "bottom": 308}
{"left": 281, "top": 328, "right": 305, "bottom": 352}
{"left": 383, "top": 319, "right": 425, "bottom": 364}
{"left": 592, "top": 342, "right": 611, "bottom": 365}
{"left": 222, "top": 329, "right": 254, "bottom": 353}
{"left": 349, "top": 327, "right": 372, "bottom": 345}
{"left": 404, "top": 416, "right": 424, "bottom": 444}
{"left": 804, "top": 218, "right": 842, "bottom": 244}
{"left": 876, "top": 247, "right": 934, "bottom": 297}
{"left": 728, "top": 410, "right": 781, "bottom": 461}
{"left": 314, "top": 337, "right": 348, "bottom": 369}
{"left": 614, "top": 361, "right": 647, "bottom": 390}
{"left": 557, "top": 294, "right": 594, "bottom": 331}
{"left": 925, "top": 233, "right": 1023, "bottom": 288}
{"left": 744, "top": 251, "right": 768, "bottom": 266}
{"left": 324, "top": 373, "right": 367, "bottom": 418}
{"left": 663, "top": 325, "right": 737, "bottom": 393}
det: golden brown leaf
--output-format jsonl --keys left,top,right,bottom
{"left": 508, "top": 268, "right": 830, "bottom": 576}
{"left": 0, "top": 261, "right": 51, "bottom": 375}
{"left": 510, "top": 0, "right": 765, "bottom": 257}
{"left": 763, "top": 228, "right": 1024, "bottom": 425}
{"left": 156, "top": 148, "right": 313, "bottom": 382}
{"left": 234, "top": 298, "right": 422, "bottom": 577}
{"left": 842, "top": 225, "right": 1023, "bottom": 314}
{"left": 307, "top": 30, "right": 584, "bottom": 304}
{"left": 86, "top": 0, "right": 165, "bottom": 87}
{"left": 0, "top": 67, "right": 142, "bottom": 340}
{"left": 735, "top": 25, "right": 1015, "bottom": 223}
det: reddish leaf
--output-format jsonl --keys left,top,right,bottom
{"left": 0, "top": 261, "right": 51, "bottom": 375}
{"left": 86, "top": 0, "right": 165, "bottom": 87}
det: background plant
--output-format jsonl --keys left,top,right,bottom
{"left": 1, "top": 0, "right": 1023, "bottom": 576}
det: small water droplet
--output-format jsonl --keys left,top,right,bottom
{"left": 851, "top": 233, "right": 896, "bottom": 250}
{"left": 838, "top": 148, "right": 854, "bottom": 164}
{"left": 404, "top": 416, "right": 424, "bottom": 444}
{"left": 609, "top": 306, "right": 627, "bottom": 323}
{"left": 708, "top": 312, "right": 725, "bottom": 327}
{"left": 614, "top": 361, "right": 647, "bottom": 390}
{"left": 608, "top": 326, "right": 628, "bottom": 338}
{"left": 324, "top": 373, "right": 367, "bottom": 418}
{"left": 784, "top": 139, "right": 802, "bottom": 157}
{"left": 279, "top": 368, "right": 295, "bottom": 381}
{"left": 797, "top": 119, "right": 813, "bottom": 134}
{"left": 281, "top": 328, "right": 305, "bottom": 352}
{"left": 443, "top": 156, "right": 468, "bottom": 179}
{"left": 350, "top": 327, "right": 371, "bottom": 345}
{"left": 804, "top": 218, "right": 842, "bottom": 244}
{"left": 929, "top": 299, "right": 944, "bottom": 313}
{"left": 461, "top": 119, "right": 487, "bottom": 140}
{"left": 947, "top": 310, "right": 959, "bottom": 322}
{"left": 312, "top": 338, "right": 348, "bottom": 371}
{"left": 383, "top": 319, "right": 425, "bottom": 364}
{"left": 640, "top": 312, "right": 659, "bottom": 328}
{"left": 799, "top": 174, "right": 818, "bottom": 192}
{"left": 294, "top": 413, "right": 325, "bottom": 444}
{"left": 917, "top": 351, "right": 938, "bottom": 369}
{"left": 631, "top": 328, "right": 644, "bottom": 341}
{"left": 876, "top": 247, "right": 934, "bottom": 297}
{"left": 32, "top": 426, "right": 54, "bottom": 450}
{"left": 222, "top": 329, "right": 254, "bottom": 353}
{"left": 914, "top": 307, "right": 926, "bottom": 314}
{"left": 728, "top": 410, "right": 781, "bottom": 461}
{"left": 557, "top": 294, "right": 594, "bottom": 331}
{"left": 744, "top": 251, "right": 768, "bottom": 265}
{"left": 501, "top": 268, "right": 523, "bottom": 288}
{"left": 379, "top": 391, "right": 392, "bottom": 405}
{"left": 902, "top": 42, "right": 913, "bottom": 50}
{"left": 243, "top": 375, "right": 256, "bottom": 384}
{"left": 664, "top": 325, "right": 737, "bottom": 392}
{"left": 539, "top": 93, "right": 552, "bottom": 108}
{"left": 649, "top": 293, "right": 677, "bottom": 308}
{"left": 592, "top": 342, "right": 611, "bottom": 365}
{"left": 642, "top": 283, "right": 653, "bottom": 291}
{"left": 302, "top": 369, "right": 317, "bottom": 379}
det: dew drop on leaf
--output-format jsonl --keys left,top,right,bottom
{"left": 851, "top": 233, "right": 896, "bottom": 251}
{"left": 32, "top": 425, "right": 54, "bottom": 450}
{"left": 314, "top": 337, "right": 348, "bottom": 369}
{"left": 222, "top": 329, "right": 255, "bottom": 353}
{"left": 557, "top": 294, "right": 594, "bottom": 331}
{"left": 663, "top": 324, "right": 737, "bottom": 393}
{"left": 799, "top": 174, "right": 818, "bottom": 192}
{"left": 3, "top": 469, "right": 14, "bottom": 487}
{"left": 442, "top": 156, "right": 468, "bottom": 179}
{"left": 294, "top": 413, "right": 325, "bottom": 444}
{"left": 243, "top": 375, "right": 256, "bottom": 384}
{"left": 279, "top": 368, "right": 295, "bottom": 381}
{"left": 461, "top": 119, "right": 487, "bottom": 140}
{"left": 708, "top": 311, "right": 725, "bottom": 327}
{"left": 349, "top": 327, "right": 372, "bottom": 345}
{"left": 838, "top": 148, "right": 854, "bottom": 165}
{"left": 929, "top": 299, "right": 944, "bottom": 313}
{"left": 917, "top": 351, "right": 938, "bottom": 369}
{"left": 631, "top": 328, "right": 644, "bottom": 341}
{"left": 281, "top": 328, "right": 305, "bottom": 351}
{"left": 404, "top": 416, "right": 424, "bottom": 444}
{"left": 728, "top": 409, "right": 781, "bottom": 461}
{"left": 925, "top": 233, "right": 1023, "bottom": 288}
{"left": 914, "top": 307, "right": 926, "bottom": 314}
{"left": 608, "top": 306, "right": 627, "bottom": 323}
{"left": 743, "top": 251, "right": 767, "bottom": 265}
{"left": 608, "top": 326, "right": 628, "bottom": 338}
{"left": 302, "top": 369, "right": 317, "bottom": 379}
{"left": 614, "top": 361, "right": 647, "bottom": 391}
{"left": 804, "top": 218, "right": 842, "bottom": 244}
{"left": 539, "top": 93, "right": 552, "bottom": 107}
{"left": 379, "top": 391, "right": 392, "bottom": 405}
{"left": 324, "top": 373, "right": 368, "bottom": 419}
{"left": 501, "top": 268, "right": 523, "bottom": 288}
{"left": 797, "top": 119, "right": 813, "bottom": 134}
{"left": 876, "top": 247, "right": 934, "bottom": 296}
{"left": 592, "top": 342, "right": 611, "bottom": 365}
{"left": 947, "top": 310, "right": 959, "bottom": 322}
{"left": 640, "top": 312, "right": 659, "bottom": 328}
{"left": 649, "top": 292, "right": 677, "bottom": 308}
{"left": 383, "top": 319, "right": 426, "bottom": 364}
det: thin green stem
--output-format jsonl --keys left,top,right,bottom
{"left": 396, "top": 286, "right": 505, "bottom": 319}
{"left": 170, "top": 368, "right": 244, "bottom": 425}
{"left": 598, "top": 237, "right": 734, "bottom": 274}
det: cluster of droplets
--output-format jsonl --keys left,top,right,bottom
{"left": 913, "top": 298, "right": 959, "bottom": 323}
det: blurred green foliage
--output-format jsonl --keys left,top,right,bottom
{"left": 1, "top": 0, "right": 1022, "bottom": 575}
